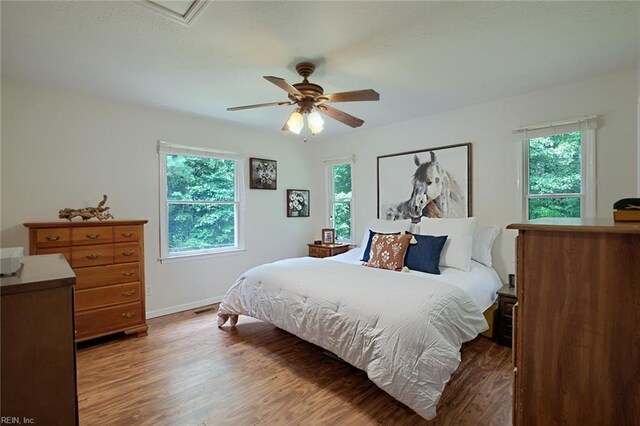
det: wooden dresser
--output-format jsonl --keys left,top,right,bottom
{"left": 24, "top": 220, "right": 148, "bottom": 341}
{"left": 507, "top": 218, "right": 640, "bottom": 425}
{"left": 1, "top": 254, "right": 78, "bottom": 425}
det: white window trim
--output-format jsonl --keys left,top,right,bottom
{"left": 514, "top": 116, "right": 597, "bottom": 221}
{"left": 324, "top": 155, "right": 356, "bottom": 244}
{"left": 158, "top": 141, "right": 246, "bottom": 263}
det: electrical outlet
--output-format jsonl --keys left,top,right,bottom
{"left": 146, "top": 286, "right": 152, "bottom": 296}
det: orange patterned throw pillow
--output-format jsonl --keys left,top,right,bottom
{"left": 365, "top": 233, "right": 412, "bottom": 271}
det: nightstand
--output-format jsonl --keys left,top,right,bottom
{"left": 497, "top": 284, "right": 517, "bottom": 348}
{"left": 308, "top": 243, "right": 349, "bottom": 258}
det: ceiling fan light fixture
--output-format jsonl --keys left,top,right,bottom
{"left": 307, "top": 110, "right": 324, "bottom": 135}
{"left": 287, "top": 110, "right": 304, "bottom": 134}
{"left": 227, "top": 62, "right": 379, "bottom": 134}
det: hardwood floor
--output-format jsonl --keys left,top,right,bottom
{"left": 77, "top": 306, "right": 512, "bottom": 425}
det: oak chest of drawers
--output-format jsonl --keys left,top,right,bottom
{"left": 24, "top": 220, "right": 148, "bottom": 342}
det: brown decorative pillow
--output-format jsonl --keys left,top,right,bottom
{"left": 365, "top": 233, "right": 412, "bottom": 271}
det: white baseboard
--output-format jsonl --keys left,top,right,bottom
{"left": 146, "top": 295, "right": 223, "bottom": 319}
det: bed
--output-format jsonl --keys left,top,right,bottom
{"left": 217, "top": 245, "right": 502, "bottom": 420}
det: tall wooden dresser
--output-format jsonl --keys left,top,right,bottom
{"left": 24, "top": 220, "right": 148, "bottom": 341}
{"left": 507, "top": 218, "right": 640, "bottom": 425}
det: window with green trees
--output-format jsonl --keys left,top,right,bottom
{"left": 159, "top": 144, "right": 243, "bottom": 259}
{"left": 526, "top": 131, "right": 583, "bottom": 219}
{"left": 328, "top": 162, "right": 353, "bottom": 242}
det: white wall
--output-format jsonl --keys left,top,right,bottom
{"left": 310, "top": 69, "right": 639, "bottom": 281}
{"left": 2, "top": 69, "right": 638, "bottom": 313}
{"left": 1, "top": 80, "right": 314, "bottom": 316}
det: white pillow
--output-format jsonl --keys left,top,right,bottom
{"left": 419, "top": 217, "right": 477, "bottom": 271}
{"left": 359, "top": 218, "right": 412, "bottom": 258}
{"left": 472, "top": 227, "right": 500, "bottom": 267}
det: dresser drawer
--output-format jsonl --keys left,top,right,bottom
{"left": 71, "top": 226, "right": 113, "bottom": 246}
{"left": 75, "top": 262, "right": 140, "bottom": 290}
{"left": 35, "top": 228, "right": 70, "bottom": 248}
{"left": 71, "top": 245, "right": 114, "bottom": 268}
{"left": 309, "top": 246, "right": 330, "bottom": 258}
{"left": 114, "top": 242, "right": 140, "bottom": 263}
{"left": 499, "top": 297, "right": 517, "bottom": 320}
{"left": 114, "top": 225, "right": 142, "bottom": 243}
{"left": 75, "top": 301, "right": 143, "bottom": 339}
{"left": 75, "top": 282, "right": 141, "bottom": 311}
{"left": 36, "top": 247, "right": 72, "bottom": 263}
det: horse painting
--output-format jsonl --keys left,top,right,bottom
{"left": 383, "top": 151, "right": 466, "bottom": 221}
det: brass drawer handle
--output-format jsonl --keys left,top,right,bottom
{"left": 121, "top": 270, "right": 134, "bottom": 277}
{"left": 86, "top": 234, "right": 99, "bottom": 239}
{"left": 122, "top": 250, "right": 135, "bottom": 256}
{"left": 121, "top": 311, "right": 135, "bottom": 319}
{"left": 122, "top": 290, "right": 136, "bottom": 297}
{"left": 86, "top": 253, "right": 99, "bottom": 260}
{"left": 46, "top": 235, "right": 60, "bottom": 241}
{"left": 122, "top": 232, "right": 134, "bottom": 237}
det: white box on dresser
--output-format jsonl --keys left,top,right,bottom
{"left": 0, "top": 247, "right": 23, "bottom": 275}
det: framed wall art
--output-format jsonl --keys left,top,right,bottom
{"left": 377, "top": 143, "right": 472, "bottom": 222}
{"left": 287, "top": 189, "right": 310, "bottom": 217}
{"left": 249, "top": 157, "right": 277, "bottom": 189}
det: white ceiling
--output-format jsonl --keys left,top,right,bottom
{"left": 2, "top": 1, "right": 639, "bottom": 137}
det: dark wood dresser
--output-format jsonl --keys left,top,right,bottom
{"left": 24, "top": 220, "right": 148, "bottom": 341}
{"left": 1, "top": 254, "right": 78, "bottom": 425}
{"left": 496, "top": 284, "right": 516, "bottom": 348}
{"left": 507, "top": 218, "right": 640, "bottom": 425}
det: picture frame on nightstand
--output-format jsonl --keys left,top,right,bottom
{"left": 321, "top": 228, "right": 335, "bottom": 244}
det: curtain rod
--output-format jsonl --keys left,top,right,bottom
{"left": 322, "top": 154, "right": 356, "bottom": 164}
{"left": 157, "top": 140, "right": 239, "bottom": 156}
{"left": 513, "top": 115, "right": 597, "bottom": 134}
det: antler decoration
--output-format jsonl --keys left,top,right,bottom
{"left": 59, "top": 195, "right": 114, "bottom": 221}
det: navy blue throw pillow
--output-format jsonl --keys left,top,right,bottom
{"left": 404, "top": 233, "right": 448, "bottom": 274}
{"left": 361, "top": 230, "right": 400, "bottom": 262}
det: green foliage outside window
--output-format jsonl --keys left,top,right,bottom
{"left": 527, "top": 132, "right": 582, "bottom": 219}
{"left": 166, "top": 154, "right": 236, "bottom": 253}
{"left": 332, "top": 164, "right": 352, "bottom": 241}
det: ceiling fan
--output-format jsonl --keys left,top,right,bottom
{"left": 227, "top": 62, "right": 380, "bottom": 135}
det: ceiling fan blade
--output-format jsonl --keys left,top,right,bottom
{"left": 264, "top": 76, "right": 303, "bottom": 98}
{"left": 320, "top": 89, "right": 380, "bottom": 103}
{"left": 227, "top": 101, "right": 293, "bottom": 111}
{"left": 317, "top": 105, "right": 364, "bottom": 128}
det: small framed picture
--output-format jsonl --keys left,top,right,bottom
{"left": 322, "top": 228, "right": 335, "bottom": 245}
{"left": 250, "top": 158, "right": 277, "bottom": 190}
{"left": 287, "top": 189, "right": 310, "bottom": 217}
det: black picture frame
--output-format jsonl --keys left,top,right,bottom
{"left": 286, "top": 189, "right": 310, "bottom": 217}
{"left": 249, "top": 157, "right": 277, "bottom": 190}
{"left": 377, "top": 143, "right": 472, "bottom": 222}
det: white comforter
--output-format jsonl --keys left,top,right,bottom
{"left": 218, "top": 256, "right": 488, "bottom": 420}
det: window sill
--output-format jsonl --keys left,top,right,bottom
{"left": 158, "top": 248, "right": 247, "bottom": 264}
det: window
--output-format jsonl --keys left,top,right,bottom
{"left": 517, "top": 117, "right": 597, "bottom": 220}
{"left": 159, "top": 142, "right": 244, "bottom": 261}
{"left": 326, "top": 158, "right": 354, "bottom": 243}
